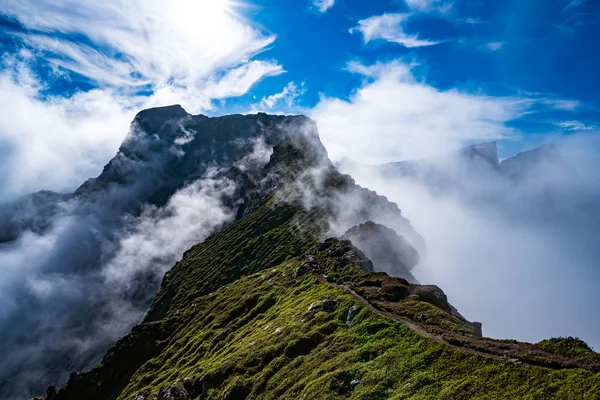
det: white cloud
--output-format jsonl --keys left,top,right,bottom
{"left": 404, "top": 0, "right": 453, "bottom": 13}
{"left": 558, "top": 120, "right": 596, "bottom": 131}
{"left": 0, "top": 0, "right": 278, "bottom": 99}
{"left": 312, "top": 0, "right": 335, "bottom": 14}
{"left": 0, "top": 64, "right": 134, "bottom": 200}
{"left": 102, "top": 174, "right": 237, "bottom": 291}
{"left": 351, "top": 13, "right": 441, "bottom": 48}
{"left": 257, "top": 81, "right": 306, "bottom": 110}
{"left": 311, "top": 60, "right": 531, "bottom": 163}
{"left": 341, "top": 165, "right": 600, "bottom": 349}
{"left": 484, "top": 41, "right": 505, "bottom": 51}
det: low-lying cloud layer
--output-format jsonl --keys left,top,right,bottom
{"left": 338, "top": 143, "right": 600, "bottom": 350}
{"left": 0, "top": 167, "right": 239, "bottom": 399}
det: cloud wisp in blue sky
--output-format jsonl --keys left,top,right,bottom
{"left": 351, "top": 13, "right": 442, "bottom": 48}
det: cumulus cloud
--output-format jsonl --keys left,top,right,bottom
{"left": 351, "top": 13, "right": 441, "bottom": 48}
{"left": 312, "top": 0, "right": 336, "bottom": 14}
{"left": 311, "top": 60, "right": 532, "bottom": 163}
{"left": 0, "top": 61, "right": 133, "bottom": 201}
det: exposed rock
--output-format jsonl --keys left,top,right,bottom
{"left": 301, "top": 300, "right": 337, "bottom": 320}
{"left": 409, "top": 285, "right": 452, "bottom": 314}
{"left": 472, "top": 322, "right": 483, "bottom": 337}
{"left": 342, "top": 221, "right": 419, "bottom": 283}
{"left": 157, "top": 382, "right": 190, "bottom": 400}
{"left": 318, "top": 238, "right": 374, "bottom": 273}
{"left": 46, "top": 386, "right": 57, "bottom": 400}
{"left": 296, "top": 254, "right": 320, "bottom": 277}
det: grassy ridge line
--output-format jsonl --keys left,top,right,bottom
{"left": 49, "top": 200, "right": 600, "bottom": 399}
{"left": 116, "top": 260, "right": 600, "bottom": 400}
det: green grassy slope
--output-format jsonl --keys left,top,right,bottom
{"left": 49, "top": 196, "right": 600, "bottom": 400}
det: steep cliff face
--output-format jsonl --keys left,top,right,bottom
{"left": 21, "top": 108, "right": 600, "bottom": 400}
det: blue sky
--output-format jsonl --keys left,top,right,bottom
{"left": 0, "top": 0, "right": 599, "bottom": 199}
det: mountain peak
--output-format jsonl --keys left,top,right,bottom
{"left": 499, "top": 143, "right": 569, "bottom": 181}
{"left": 458, "top": 141, "right": 499, "bottom": 167}
{"left": 134, "top": 104, "right": 190, "bottom": 121}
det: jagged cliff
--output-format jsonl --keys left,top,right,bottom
{"left": 5, "top": 107, "right": 599, "bottom": 400}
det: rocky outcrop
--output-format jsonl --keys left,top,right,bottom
{"left": 342, "top": 221, "right": 419, "bottom": 283}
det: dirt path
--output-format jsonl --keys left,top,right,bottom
{"left": 316, "top": 274, "right": 539, "bottom": 367}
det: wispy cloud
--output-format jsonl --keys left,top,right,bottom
{"left": 484, "top": 41, "right": 505, "bottom": 52}
{"left": 558, "top": 120, "right": 596, "bottom": 131}
{"left": 404, "top": 0, "right": 453, "bottom": 13}
{"left": 0, "top": 0, "right": 281, "bottom": 111}
{"left": 540, "top": 98, "right": 581, "bottom": 111}
{"left": 258, "top": 81, "right": 306, "bottom": 110}
{"left": 563, "top": 0, "right": 587, "bottom": 12}
{"left": 351, "top": 13, "right": 441, "bottom": 48}
{"left": 312, "top": 0, "right": 335, "bottom": 14}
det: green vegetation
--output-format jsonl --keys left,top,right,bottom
{"left": 538, "top": 337, "right": 600, "bottom": 366}
{"left": 146, "top": 197, "right": 326, "bottom": 322}
{"left": 52, "top": 215, "right": 600, "bottom": 399}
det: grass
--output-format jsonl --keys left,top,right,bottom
{"left": 54, "top": 234, "right": 600, "bottom": 400}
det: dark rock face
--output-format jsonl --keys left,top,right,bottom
{"left": 156, "top": 383, "right": 190, "bottom": 400}
{"left": 342, "top": 221, "right": 419, "bottom": 283}
{"left": 75, "top": 108, "right": 321, "bottom": 210}
{"left": 301, "top": 299, "right": 338, "bottom": 321}
{"left": 317, "top": 238, "right": 374, "bottom": 273}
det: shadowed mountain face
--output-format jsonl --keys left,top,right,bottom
{"left": 342, "top": 221, "right": 419, "bottom": 283}
{"left": 0, "top": 107, "right": 423, "bottom": 400}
